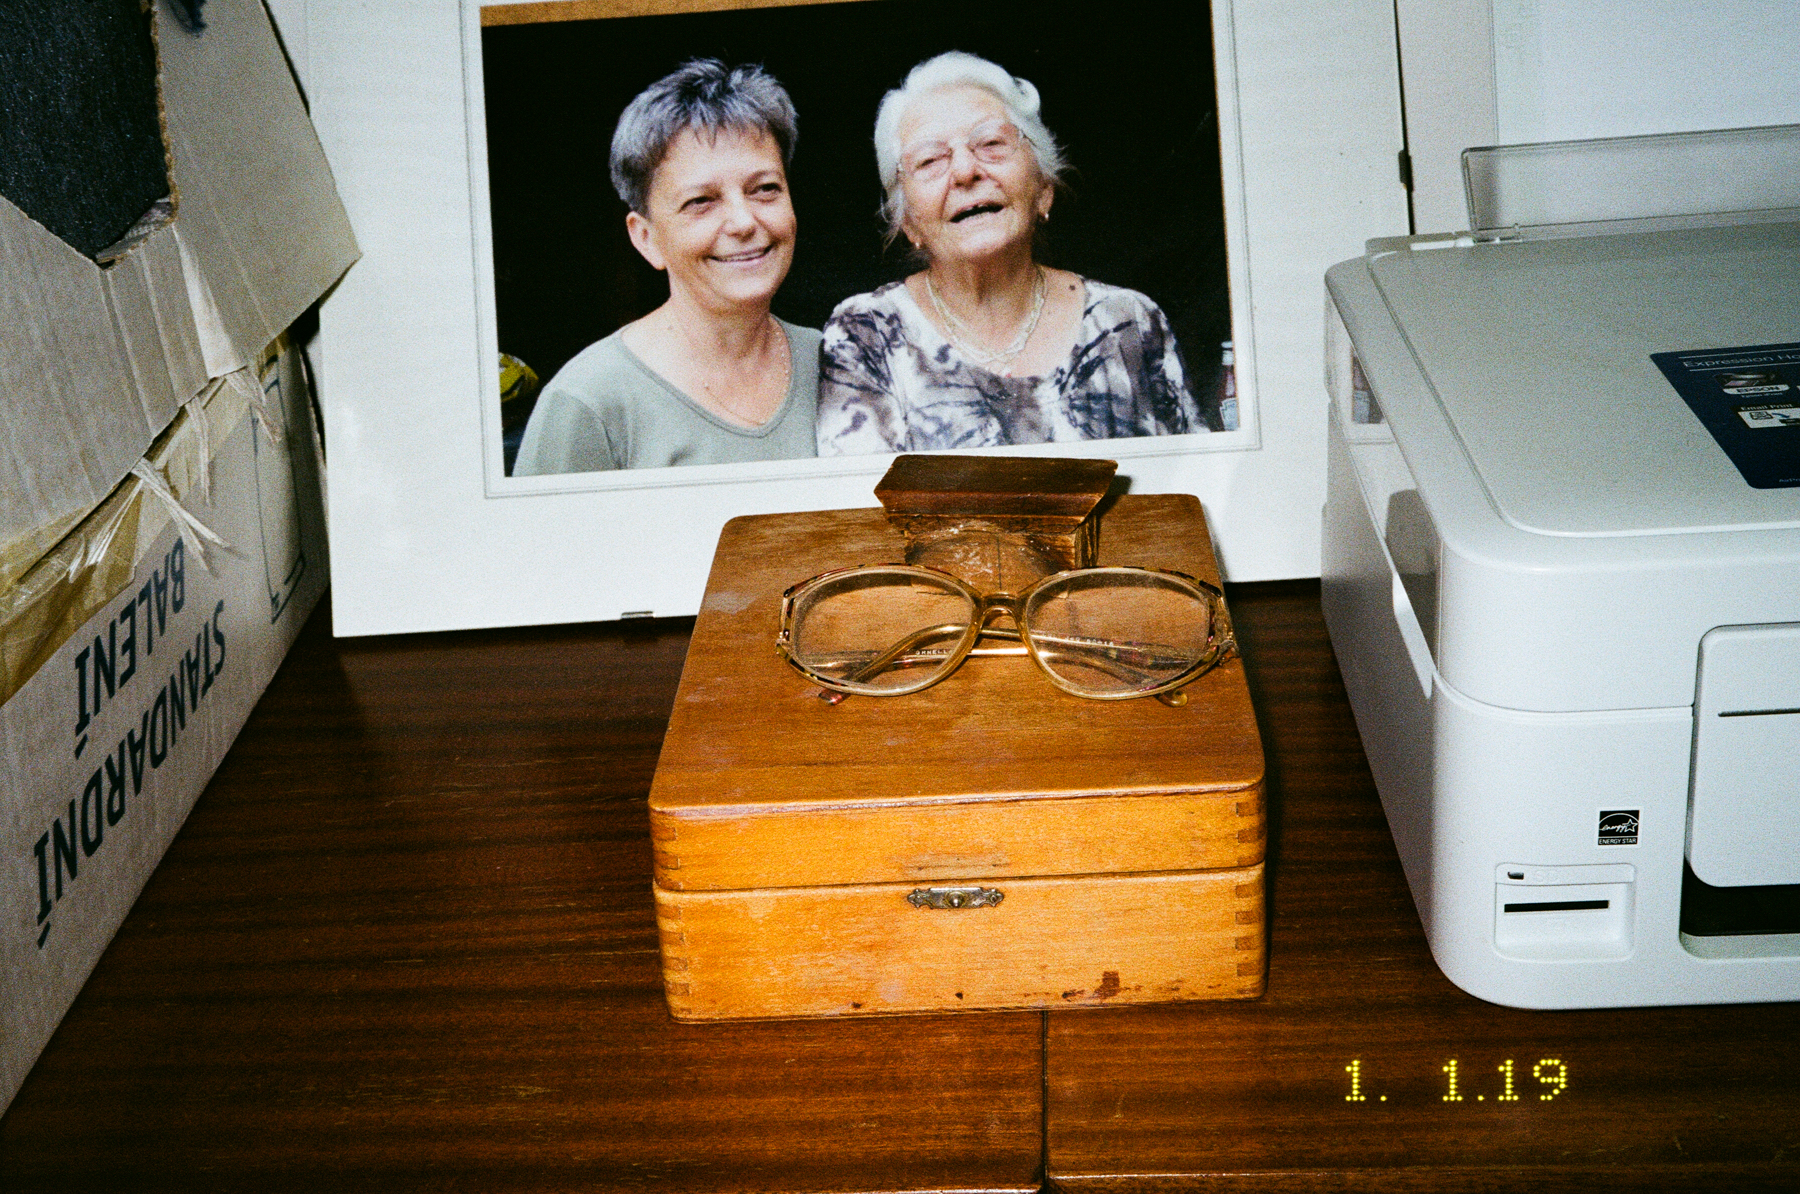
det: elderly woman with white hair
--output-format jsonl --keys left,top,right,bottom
{"left": 514, "top": 59, "right": 819, "bottom": 475}
{"left": 815, "top": 51, "right": 1205, "bottom": 455}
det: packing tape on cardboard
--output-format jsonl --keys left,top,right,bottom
{"left": 0, "top": 363, "right": 255, "bottom": 707}
{"left": 236, "top": 361, "right": 284, "bottom": 448}
{"left": 0, "top": 486, "right": 148, "bottom": 714}
{"left": 128, "top": 460, "right": 230, "bottom": 575}
{"left": 183, "top": 390, "right": 214, "bottom": 509}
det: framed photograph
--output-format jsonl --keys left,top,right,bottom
{"left": 304, "top": 0, "right": 1409, "bottom": 635}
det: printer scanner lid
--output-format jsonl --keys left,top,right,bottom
{"left": 1366, "top": 219, "right": 1800, "bottom": 539}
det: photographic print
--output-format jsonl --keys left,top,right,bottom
{"left": 479, "top": 0, "right": 1235, "bottom": 477}
{"left": 306, "top": 0, "right": 1410, "bottom": 634}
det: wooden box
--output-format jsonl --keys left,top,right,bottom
{"left": 648, "top": 494, "right": 1265, "bottom": 1020}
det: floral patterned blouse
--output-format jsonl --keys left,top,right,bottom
{"left": 815, "top": 278, "right": 1207, "bottom": 455}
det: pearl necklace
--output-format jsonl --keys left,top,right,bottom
{"left": 926, "top": 267, "right": 1046, "bottom": 373}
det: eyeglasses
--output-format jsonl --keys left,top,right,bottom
{"left": 777, "top": 564, "right": 1236, "bottom": 704}
{"left": 899, "top": 119, "right": 1024, "bottom": 183}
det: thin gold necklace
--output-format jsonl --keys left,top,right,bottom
{"left": 683, "top": 315, "right": 789, "bottom": 426}
{"left": 926, "top": 266, "right": 1046, "bottom": 372}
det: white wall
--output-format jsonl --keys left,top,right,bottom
{"left": 1493, "top": 0, "right": 1800, "bottom": 144}
{"left": 1400, "top": 0, "right": 1800, "bottom": 233}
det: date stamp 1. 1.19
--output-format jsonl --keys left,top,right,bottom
{"left": 1342, "top": 1057, "right": 1570, "bottom": 1105}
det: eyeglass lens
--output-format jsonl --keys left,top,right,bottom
{"left": 901, "top": 120, "right": 1022, "bottom": 182}
{"left": 788, "top": 567, "right": 975, "bottom": 693}
{"left": 1022, "top": 572, "right": 1215, "bottom": 697}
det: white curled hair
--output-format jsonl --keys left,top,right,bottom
{"left": 873, "top": 51, "right": 1068, "bottom": 244}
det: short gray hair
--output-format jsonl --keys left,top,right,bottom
{"left": 609, "top": 59, "right": 798, "bottom": 215}
{"left": 873, "top": 51, "right": 1068, "bottom": 243}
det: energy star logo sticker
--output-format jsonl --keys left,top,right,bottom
{"left": 1598, "top": 810, "right": 1640, "bottom": 846}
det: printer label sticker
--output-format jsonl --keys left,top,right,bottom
{"left": 1651, "top": 342, "right": 1800, "bottom": 488}
{"left": 1735, "top": 403, "right": 1800, "bottom": 429}
{"left": 1598, "top": 810, "right": 1640, "bottom": 846}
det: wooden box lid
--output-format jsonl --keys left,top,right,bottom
{"left": 648, "top": 494, "right": 1264, "bottom": 893}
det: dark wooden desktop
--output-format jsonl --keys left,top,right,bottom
{"left": 2, "top": 582, "right": 1795, "bottom": 1192}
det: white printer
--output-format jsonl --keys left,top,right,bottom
{"left": 1321, "top": 125, "right": 1800, "bottom": 1008}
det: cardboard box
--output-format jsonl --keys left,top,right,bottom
{"left": 0, "top": 0, "right": 356, "bottom": 590}
{"left": 650, "top": 495, "right": 1266, "bottom": 1020}
{"left": 0, "top": 339, "right": 327, "bottom": 1112}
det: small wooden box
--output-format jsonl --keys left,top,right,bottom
{"left": 649, "top": 494, "right": 1265, "bottom": 1020}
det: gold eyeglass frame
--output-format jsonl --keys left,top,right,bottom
{"left": 776, "top": 563, "right": 1237, "bottom": 705}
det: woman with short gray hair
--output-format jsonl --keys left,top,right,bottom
{"left": 816, "top": 51, "right": 1205, "bottom": 455}
{"left": 515, "top": 60, "right": 819, "bottom": 475}
{"left": 610, "top": 59, "right": 799, "bottom": 215}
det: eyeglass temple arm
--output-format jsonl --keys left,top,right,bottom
{"left": 805, "top": 621, "right": 969, "bottom": 705}
{"left": 841, "top": 622, "right": 971, "bottom": 685}
{"left": 835, "top": 620, "right": 1236, "bottom": 694}
{"left": 846, "top": 625, "right": 1183, "bottom": 687}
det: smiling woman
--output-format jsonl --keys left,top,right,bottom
{"left": 815, "top": 51, "right": 1207, "bottom": 456}
{"left": 511, "top": 59, "right": 821, "bottom": 475}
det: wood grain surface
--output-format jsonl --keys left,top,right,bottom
{"left": 650, "top": 497, "right": 1264, "bottom": 893}
{"left": 0, "top": 611, "right": 1042, "bottom": 1193}
{"left": 479, "top": 0, "right": 877, "bottom": 28}
{"left": 650, "top": 496, "right": 1264, "bottom": 1020}
{"left": 3, "top": 581, "right": 1795, "bottom": 1193}
{"left": 1043, "top": 581, "right": 1800, "bottom": 1193}
{"left": 660, "top": 865, "right": 1265, "bottom": 1020}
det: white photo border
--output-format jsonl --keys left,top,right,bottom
{"left": 468, "top": 0, "right": 1254, "bottom": 496}
{"left": 306, "top": 0, "right": 1410, "bottom": 636}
